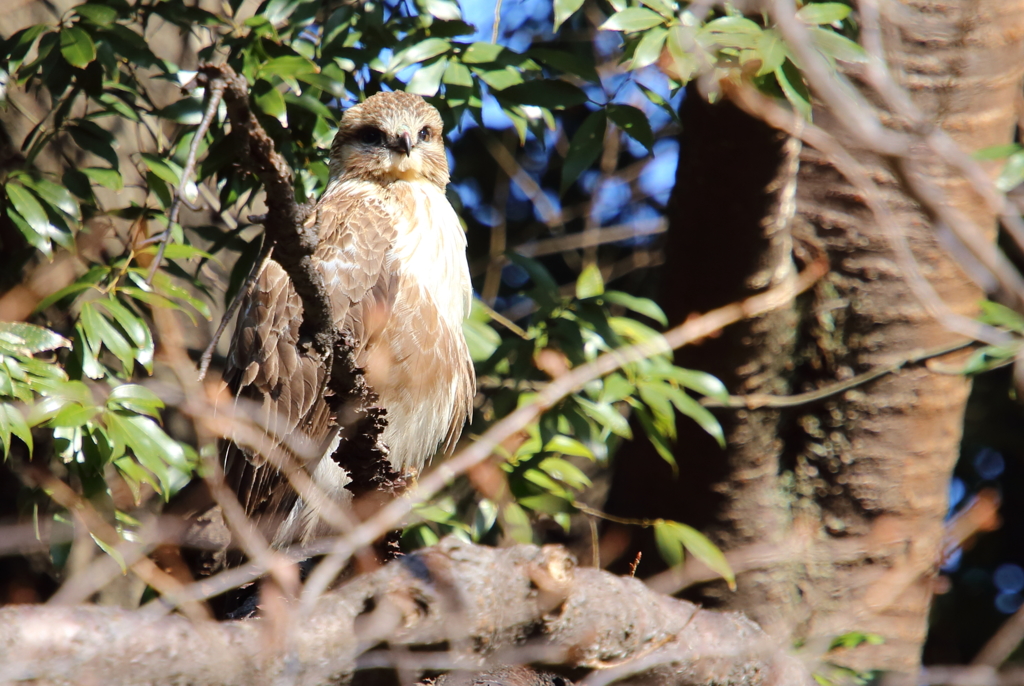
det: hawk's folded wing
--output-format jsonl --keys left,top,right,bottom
{"left": 219, "top": 191, "right": 397, "bottom": 537}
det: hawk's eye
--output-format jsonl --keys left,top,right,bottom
{"left": 359, "top": 127, "right": 383, "bottom": 146}
{"left": 418, "top": 127, "right": 431, "bottom": 143}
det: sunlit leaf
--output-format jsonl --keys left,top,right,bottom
{"left": 77, "top": 167, "right": 122, "bottom": 191}
{"left": 59, "top": 26, "right": 96, "bottom": 68}
{"left": 576, "top": 263, "right": 605, "bottom": 299}
{"left": 75, "top": 4, "right": 118, "bottom": 26}
{"left": 6, "top": 182, "right": 56, "bottom": 245}
{"left": 809, "top": 28, "right": 868, "bottom": 64}
{"left": 544, "top": 435, "right": 596, "bottom": 461}
{"left": 0, "top": 403, "right": 33, "bottom": 456}
{"left": 406, "top": 57, "right": 448, "bottom": 97}
{"left": 461, "top": 42, "right": 504, "bottom": 64}
{"left": 390, "top": 37, "right": 451, "bottom": 72}
{"left": 797, "top": 2, "right": 852, "bottom": 25}
{"left": 463, "top": 318, "right": 501, "bottom": 362}
{"left": 997, "top": 151, "right": 1024, "bottom": 192}
{"left": 0, "top": 322, "right": 70, "bottom": 356}
{"left": 601, "top": 7, "right": 665, "bottom": 32}
{"left": 554, "top": 0, "right": 586, "bottom": 31}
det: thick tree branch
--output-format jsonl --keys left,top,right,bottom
{"left": 194, "top": 63, "right": 392, "bottom": 496}
{"left": 196, "top": 63, "right": 334, "bottom": 357}
{"left": 0, "top": 539, "right": 811, "bottom": 686}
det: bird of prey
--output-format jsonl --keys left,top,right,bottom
{"left": 219, "top": 90, "right": 475, "bottom": 546}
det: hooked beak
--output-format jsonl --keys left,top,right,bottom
{"left": 397, "top": 131, "right": 413, "bottom": 156}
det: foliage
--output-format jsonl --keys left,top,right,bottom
{"left": 0, "top": 0, "right": 867, "bottom": 589}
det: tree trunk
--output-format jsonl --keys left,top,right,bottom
{"left": 607, "top": 0, "right": 1024, "bottom": 679}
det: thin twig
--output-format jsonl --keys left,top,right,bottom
{"left": 146, "top": 79, "right": 225, "bottom": 285}
{"left": 702, "top": 339, "right": 976, "bottom": 409}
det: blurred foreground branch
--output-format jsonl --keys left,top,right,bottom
{"left": 0, "top": 538, "right": 811, "bottom": 686}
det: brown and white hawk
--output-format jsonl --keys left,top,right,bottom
{"left": 219, "top": 90, "right": 475, "bottom": 546}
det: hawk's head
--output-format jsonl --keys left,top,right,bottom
{"left": 330, "top": 91, "right": 448, "bottom": 188}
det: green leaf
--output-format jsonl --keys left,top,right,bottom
{"left": 553, "top": 0, "right": 586, "bottom": 31}
{"left": 390, "top": 37, "right": 451, "bottom": 72}
{"left": 775, "top": 61, "right": 812, "bottom": 120}
{"left": 607, "top": 104, "right": 654, "bottom": 150}
{"left": 974, "top": 143, "right": 1022, "bottom": 161}
{"left": 636, "top": 82, "right": 681, "bottom": 125}
{"left": 80, "top": 302, "right": 135, "bottom": 375}
{"left": 561, "top": 110, "right": 607, "bottom": 194}
{"left": 296, "top": 72, "right": 347, "bottom": 97}
{"left": 473, "top": 66, "right": 524, "bottom": 90}
{"left": 704, "top": 15, "right": 762, "bottom": 35}
{"left": 255, "top": 84, "right": 288, "bottom": 124}
{"left": 576, "top": 263, "right": 605, "bottom": 299}
{"left": 543, "top": 436, "right": 595, "bottom": 461}
{"left": 602, "top": 291, "right": 667, "bottom": 326}
{"left": 442, "top": 60, "right": 474, "bottom": 86}
{"left": 664, "top": 368, "right": 728, "bottom": 403}
{"left": 6, "top": 183, "right": 57, "bottom": 247}
{"left": 20, "top": 175, "right": 80, "bottom": 220}
{"left": 505, "top": 252, "right": 559, "bottom": 293}
{"left": 959, "top": 345, "right": 1008, "bottom": 376}
{"left": 139, "top": 153, "right": 181, "bottom": 186}
{"left": 601, "top": 7, "right": 665, "bottom": 32}
{"left": 75, "top": 4, "right": 119, "bottom": 26}
{"left": 497, "top": 79, "right": 588, "bottom": 109}
{"left": 502, "top": 502, "right": 534, "bottom": 543}
{"left": 81, "top": 167, "right": 123, "bottom": 191}
{"left": 528, "top": 48, "right": 600, "bottom": 83}
{"left": 0, "top": 322, "right": 71, "bottom": 356}
{"left": 656, "top": 520, "right": 735, "bottom": 588}
{"left": 577, "top": 397, "right": 632, "bottom": 439}
{"left": 978, "top": 300, "right": 1024, "bottom": 332}
{"left": 630, "top": 26, "right": 667, "bottom": 70}
{"left": 260, "top": 55, "right": 318, "bottom": 78}
{"left": 157, "top": 98, "right": 205, "bottom": 125}
{"left": 5, "top": 24, "right": 48, "bottom": 69}
{"left": 47, "top": 402, "right": 98, "bottom": 428}
{"left": 463, "top": 318, "right": 501, "bottom": 362}
{"left": 668, "top": 387, "right": 725, "bottom": 448}
{"left": 756, "top": 29, "right": 787, "bottom": 76}
{"left": 7, "top": 209, "right": 50, "bottom": 257}
{"left": 654, "top": 520, "right": 684, "bottom": 567}
{"left": 666, "top": 24, "right": 698, "bottom": 83}
{"left": 461, "top": 42, "right": 504, "bottom": 64}
{"left": 406, "top": 57, "right": 448, "bottom": 97}
{"left": 809, "top": 28, "right": 868, "bottom": 63}
{"left": 0, "top": 403, "right": 32, "bottom": 456}
{"left": 797, "top": 2, "right": 852, "bottom": 25}
{"left": 419, "top": 0, "right": 462, "bottom": 20}
{"left": 68, "top": 121, "right": 118, "bottom": 168}
{"left": 997, "top": 151, "right": 1024, "bottom": 192}
{"left": 640, "top": 0, "right": 677, "bottom": 18}
{"left": 107, "top": 384, "right": 165, "bottom": 418}
{"left": 59, "top": 26, "right": 96, "bottom": 68}
{"left": 94, "top": 298, "right": 149, "bottom": 349}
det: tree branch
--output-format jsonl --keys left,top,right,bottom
{"left": 0, "top": 539, "right": 812, "bottom": 686}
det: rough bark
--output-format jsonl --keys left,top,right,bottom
{"left": 607, "top": 0, "right": 1024, "bottom": 679}
{"left": 0, "top": 538, "right": 812, "bottom": 686}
